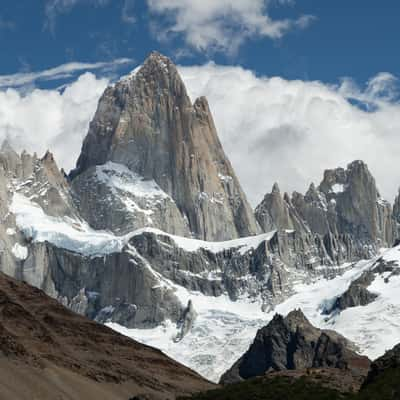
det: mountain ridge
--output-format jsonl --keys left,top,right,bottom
{"left": 70, "top": 51, "right": 260, "bottom": 241}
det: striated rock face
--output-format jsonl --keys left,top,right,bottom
{"left": 393, "top": 189, "right": 400, "bottom": 235}
{"left": 28, "top": 241, "right": 184, "bottom": 329}
{"left": 20, "top": 228, "right": 347, "bottom": 328}
{"left": 255, "top": 183, "right": 308, "bottom": 233}
{"left": 256, "top": 160, "right": 398, "bottom": 266}
{"left": 220, "top": 309, "right": 370, "bottom": 385}
{"left": 71, "top": 52, "right": 260, "bottom": 241}
{"left": 317, "top": 161, "right": 395, "bottom": 246}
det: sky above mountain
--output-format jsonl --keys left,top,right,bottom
{"left": 0, "top": 1, "right": 400, "bottom": 204}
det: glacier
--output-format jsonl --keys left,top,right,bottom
{"left": 109, "top": 245, "right": 400, "bottom": 382}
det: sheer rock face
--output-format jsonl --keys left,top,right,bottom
{"left": 256, "top": 161, "right": 398, "bottom": 266}
{"left": 317, "top": 160, "right": 395, "bottom": 246}
{"left": 71, "top": 52, "right": 260, "bottom": 241}
{"left": 255, "top": 183, "right": 308, "bottom": 234}
{"left": 393, "top": 190, "right": 400, "bottom": 238}
{"left": 220, "top": 309, "right": 370, "bottom": 385}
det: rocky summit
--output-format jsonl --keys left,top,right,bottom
{"left": 256, "top": 160, "right": 399, "bottom": 265}
{"left": 70, "top": 51, "right": 260, "bottom": 241}
{"left": 220, "top": 309, "right": 370, "bottom": 388}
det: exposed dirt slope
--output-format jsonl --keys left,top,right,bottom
{"left": 0, "top": 272, "right": 214, "bottom": 400}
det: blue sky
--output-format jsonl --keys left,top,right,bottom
{"left": 0, "top": 1, "right": 399, "bottom": 86}
{"left": 1, "top": 1, "right": 400, "bottom": 205}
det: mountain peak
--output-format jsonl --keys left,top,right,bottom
{"left": 220, "top": 308, "right": 370, "bottom": 384}
{"left": 347, "top": 159, "right": 368, "bottom": 170}
{"left": 145, "top": 50, "right": 173, "bottom": 67}
{"left": 136, "top": 51, "right": 177, "bottom": 79}
{"left": 272, "top": 182, "right": 280, "bottom": 194}
{"left": 71, "top": 53, "right": 260, "bottom": 241}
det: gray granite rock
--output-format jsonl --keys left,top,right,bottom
{"left": 256, "top": 160, "right": 398, "bottom": 268}
{"left": 220, "top": 309, "right": 370, "bottom": 384}
{"left": 71, "top": 52, "right": 260, "bottom": 241}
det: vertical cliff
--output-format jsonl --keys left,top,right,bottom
{"left": 71, "top": 52, "right": 260, "bottom": 241}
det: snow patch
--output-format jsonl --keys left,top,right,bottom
{"left": 96, "top": 162, "right": 169, "bottom": 200}
{"left": 11, "top": 193, "right": 277, "bottom": 258}
{"left": 10, "top": 193, "right": 128, "bottom": 257}
{"left": 332, "top": 183, "right": 345, "bottom": 193}
{"left": 6, "top": 228, "right": 16, "bottom": 236}
{"left": 12, "top": 243, "right": 28, "bottom": 260}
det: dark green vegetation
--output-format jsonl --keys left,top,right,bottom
{"left": 180, "top": 376, "right": 349, "bottom": 400}
{"left": 181, "top": 367, "right": 400, "bottom": 400}
{"left": 357, "top": 367, "right": 400, "bottom": 400}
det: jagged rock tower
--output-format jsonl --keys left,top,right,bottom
{"left": 256, "top": 160, "right": 397, "bottom": 264}
{"left": 71, "top": 52, "right": 260, "bottom": 241}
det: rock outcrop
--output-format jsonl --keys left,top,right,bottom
{"left": 220, "top": 309, "right": 370, "bottom": 385}
{"left": 364, "top": 342, "right": 400, "bottom": 389}
{"left": 255, "top": 183, "right": 308, "bottom": 233}
{"left": 327, "top": 270, "right": 378, "bottom": 313}
{"left": 256, "top": 161, "right": 398, "bottom": 266}
{"left": 393, "top": 189, "right": 400, "bottom": 234}
{"left": 0, "top": 271, "right": 214, "bottom": 400}
{"left": 71, "top": 52, "right": 260, "bottom": 241}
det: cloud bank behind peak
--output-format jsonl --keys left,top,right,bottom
{"left": 0, "top": 62, "right": 399, "bottom": 206}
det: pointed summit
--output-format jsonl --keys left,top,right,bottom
{"left": 221, "top": 308, "right": 370, "bottom": 384}
{"left": 71, "top": 52, "right": 260, "bottom": 240}
{"left": 272, "top": 182, "right": 280, "bottom": 194}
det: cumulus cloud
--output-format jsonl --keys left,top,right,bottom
{"left": 1, "top": 61, "right": 400, "bottom": 207}
{"left": 147, "top": 0, "right": 315, "bottom": 54}
{"left": 0, "top": 72, "right": 108, "bottom": 171}
{"left": 179, "top": 63, "right": 400, "bottom": 205}
{"left": 0, "top": 59, "right": 132, "bottom": 88}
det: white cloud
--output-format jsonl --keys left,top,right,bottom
{"left": 0, "top": 59, "right": 132, "bottom": 88}
{"left": 1, "top": 61, "right": 400, "bottom": 208}
{"left": 0, "top": 72, "right": 108, "bottom": 172}
{"left": 339, "top": 72, "right": 399, "bottom": 107}
{"left": 147, "top": 0, "right": 314, "bottom": 54}
{"left": 179, "top": 63, "right": 400, "bottom": 205}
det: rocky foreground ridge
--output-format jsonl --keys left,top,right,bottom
{"left": 184, "top": 341, "right": 400, "bottom": 400}
{"left": 0, "top": 271, "right": 213, "bottom": 400}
